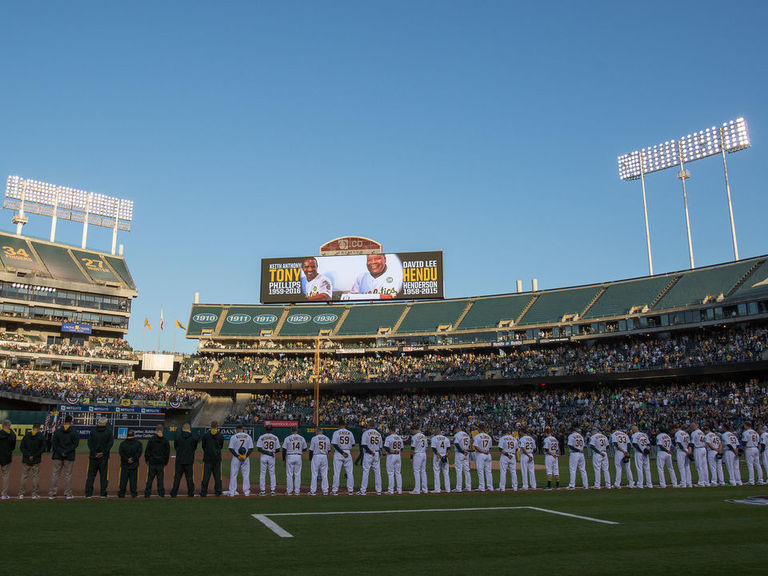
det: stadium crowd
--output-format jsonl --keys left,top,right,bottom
{"left": 180, "top": 325, "right": 768, "bottom": 385}
{"left": 0, "top": 335, "right": 138, "bottom": 360}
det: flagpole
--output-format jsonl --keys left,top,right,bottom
{"left": 157, "top": 309, "right": 162, "bottom": 352}
{"left": 142, "top": 323, "right": 146, "bottom": 353}
{"left": 173, "top": 324, "right": 177, "bottom": 355}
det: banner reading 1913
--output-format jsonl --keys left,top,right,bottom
{"left": 261, "top": 251, "right": 444, "bottom": 303}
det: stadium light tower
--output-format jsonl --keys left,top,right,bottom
{"left": 618, "top": 118, "right": 751, "bottom": 271}
{"left": 4, "top": 175, "right": 133, "bottom": 254}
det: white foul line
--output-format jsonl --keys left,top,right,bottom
{"left": 252, "top": 506, "right": 618, "bottom": 538}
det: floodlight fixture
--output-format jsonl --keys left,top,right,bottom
{"left": 617, "top": 117, "right": 751, "bottom": 271}
{"left": 4, "top": 175, "right": 134, "bottom": 254}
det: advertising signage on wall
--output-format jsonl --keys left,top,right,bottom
{"left": 261, "top": 251, "right": 444, "bottom": 304}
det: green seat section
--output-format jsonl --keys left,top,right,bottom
{"left": 187, "top": 305, "right": 224, "bottom": 337}
{"left": 729, "top": 259, "right": 768, "bottom": 301}
{"left": 518, "top": 286, "right": 600, "bottom": 325}
{"left": 457, "top": 294, "right": 532, "bottom": 330}
{"left": 397, "top": 300, "right": 468, "bottom": 333}
{"left": 219, "top": 306, "right": 284, "bottom": 337}
{"left": 0, "top": 234, "right": 47, "bottom": 274}
{"left": 71, "top": 249, "right": 120, "bottom": 284}
{"left": 104, "top": 256, "right": 137, "bottom": 290}
{"left": 336, "top": 303, "right": 406, "bottom": 336}
{"left": 278, "top": 306, "right": 343, "bottom": 337}
{"left": 33, "top": 243, "right": 89, "bottom": 283}
{"left": 654, "top": 260, "right": 757, "bottom": 310}
{"left": 583, "top": 276, "right": 674, "bottom": 319}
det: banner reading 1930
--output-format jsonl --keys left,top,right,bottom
{"left": 261, "top": 251, "right": 444, "bottom": 303}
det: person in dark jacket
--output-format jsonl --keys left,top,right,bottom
{"left": 170, "top": 423, "right": 198, "bottom": 498}
{"left": 200, "top": 420, "right": 224, "bottom": 497}
{"left": 118, "top": 429, "right": 143, "bottom": 498}
{"left": 1, "top": 419, "right": 17, "bottom": 500}
{"left": 85, "top": 417, "right": 114, "bottom": 498}
{"left": 19, "top": 422, "right": 45, "bottom": 499}
{"left": 49, "top": 415, "right": 79, "bottom": 499}
{"left": 144, "top": 424, "right": 170, "bottom": 498}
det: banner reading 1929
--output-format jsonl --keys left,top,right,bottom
{"left": 261, "top": 251, "right": 444, "bottom": 303}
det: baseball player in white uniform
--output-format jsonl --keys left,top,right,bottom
{"left": 690, "top": 423, "right": 710, "bottom": 487}
{"left": 359, "top": 425, "right": 383, "bottom": 495}
{"left": 567, "top": 430, "right": 589, "bottom": 490}
{"left": 331, "top": 422, "right": 356, "bottom": 495}
{"left": 410, "top": 425, "right": 429, "bottom": 494}
{"left": 256, "top": 425, "right": 279, "bottom": 495}
{"left": 722, "top": 430, "right": 742, "bottom": 486}
{"left": 226, "top": 425, "right": 253, "bottom": 497}
{"left": 655, "top": 430, "right": 677, "bottom": 488}
{"left": 453, "top": 426, "right": 471, "bottom": 492}
{"left": 308, "top": 429, "right": 331, "bottom": 495}
{"left": 760, "top": 425, "right": 768, "bottom": 481}
{"left": 384, "top": 426, "right": 404, "bottom": 494}
{"left": 498, "top": 427, "right": 519, "bottom": 492}
{"left": 430, "top": 429, "right": 451, "bottom": 493}
{"left": 472, "top": 424, "right": 493, "bottom": 492}
{"left": 704, "top": 425, "right": 725, "bottom": 487}
{"left": 542, "top": 429, "right": 559, "bottom": 490}
{"left": 611, "top": 429, "right": 634, "bottom": 489}
{"left": 630, "top": 426, "right": 652, "bottom": 488}
{"left": 674, "top": 427, "right": 693, "bottom": 488}
{"left": 589, "top": 429, "right": 611, "bottom": 489}
{"left": 347, "top": 254, "right": 403, "bottom": 299}
{"left": 741, "top": 422, "right": 764, "bottom": 485}
{"left": 281, "top": 425, "right": 307, "bottom": 495}
{"left": 519, "top": 431, "right": 537, "bottom": 490}
{"left": 301, "top": 257, "right": 332, "bottom": 301}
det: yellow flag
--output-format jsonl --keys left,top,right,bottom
{"left": 144, "top": 317, "right": 152, "bottom": 330}
{"left": 175, "top": 319, "right": 186, "bottom": 330}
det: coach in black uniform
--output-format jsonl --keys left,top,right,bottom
{"left": 144, "top": 424, "right": 170, "bottom": 498}
{"left": 19, "top": 422, "right": 45, "bottom": 499}
{"left": 200, "top": 420, "right": 224, "bottom": 497}
{"left": 118, "top": 429, "right": 142, "bottom": 498}
{"left": 170, "top": 423, "right": 198, "bottom": 498}
{"left": 85, "top": 417, "right": 114, "bottom": 498}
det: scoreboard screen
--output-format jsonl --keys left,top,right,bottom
{"left": 261, "top": 251, "right": 444, "bottom": 304}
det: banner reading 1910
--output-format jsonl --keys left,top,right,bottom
{"left": 261, "top": 251, "right": 444, "bottom": 303}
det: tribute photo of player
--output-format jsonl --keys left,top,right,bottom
{"left": 301, "top": 257, "right": 332, "bottom": 301}
{"left": 345, "top": 254, "right": 403, "bottom": 300}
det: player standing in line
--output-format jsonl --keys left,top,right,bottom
{"left": 452, "top": 425, "right": 471, "bottom": 492}
{"left": 430, "top": 429, "right": 451, "bottom": 493}
{"left": 170, "top": 423, "right": 198, "bottom": 498}
{"left": 331, "top": 420, "right": 356, "bottom": 495}
{"left": 498, "top": 427, "right": 519, "bottom": 492}
{"left": 519, "top": 429, "right": 537, "bottom": 490}
{"left": 18, "top": 422, "right": 45, "bottom": 499}
{"left": 282, "top": 425, "right": 307, "bottom": 495}
{"left": 673, "top": 426, "right": 693, "bottom": 488}
{"left": 85, "top": 417, "right": 114, "bottom": 499}
{"left": 589, "top": 429, "right": 611, "bottom": 489}
{"left": 542, "top": 428, "right": 559, "bottom": 490}
{"left": 741, "top": 422, "right": 764, "bottom": 485}
{"left": 256, "top": 424, "right": 278, "bottom": 496}
{"left": 308, "top": 428, "right": 331, "bottom": 496}
{"left": 384, "top": 426, "right": 404, "bottom": 495}
{"left": 409, "top": 424, "right": 429, "bottom": 494}
{"left": 611, "top": 428, "right": 634, "bottom": 489}
{"left": 721, "top": 429, "right": 743, "bottom": 486}
{"left": 630, "top": 426, "right": 652, "bottom": 488}
{"left": 655, "top": 429, "right": 678, "bottom": 488}
{"left": 472, "top": 423, "right": 493, "bottom": 492}
{"left": 228, "top": 424, "right": 254, "bottom": 497}
{"left": 760, "top": 425, "right": 768, "bottom": 481}
{"left": 358, "top": 424, "right": 383, "bottom": 495}
{"left": 200, "top": 421, "right": 224, "bottom": 497}
{"left": 690, "top": 423, "right": 710, "bottom": 487}
{"left": 704, "top": 425, "right": 725, "bottom": 487}
{"left": 143, "top": 423, "right": 169, "bottom": 499}
{"left": 566, "top": 429, "right": 589, "bottom": 490}
{"left": 347, "top": 254, "right": 403, "bottom": 299}
{"left": 301, "top": 257, "right": 332, "bottom": 301}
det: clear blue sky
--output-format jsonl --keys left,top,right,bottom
{"left": 1, "top": 1, "right": 766, "bottom": 353}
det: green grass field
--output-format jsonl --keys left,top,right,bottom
{"left": 3, "top": 451, "right": 767, "bottom": 576}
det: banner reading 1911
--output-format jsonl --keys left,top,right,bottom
{"left": 261, "top": 251, "right": 444, "bottom": 303}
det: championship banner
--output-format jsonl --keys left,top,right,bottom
{"left": 261, "top": 251, "right": 443, "bottom": 303}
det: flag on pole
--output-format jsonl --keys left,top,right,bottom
{"left": 160, "top": 309, "right": 164, "bottom": 331}
{"left": 144, "top": 317, "right": 152, "bottom": 330}
{"left": 176, "top": 319, "right": 186, "bottom": 330}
